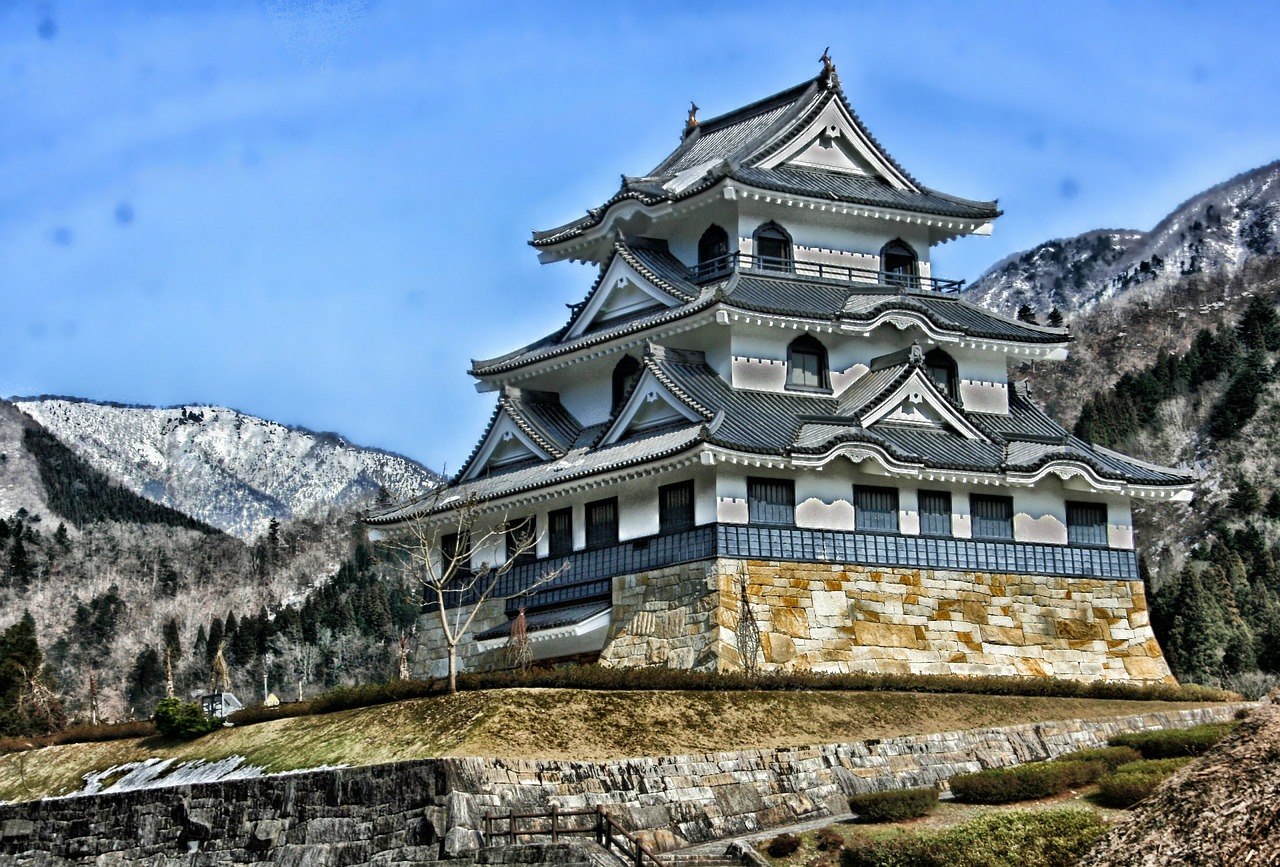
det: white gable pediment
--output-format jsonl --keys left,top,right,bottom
{"left": 565, "top": 256, "right": 680, "bottom": 340}
{"left": 462, "top": 413, "right": 552, "bottom": 480}
{"left": 757, "top": 101, "right": 913, "bottom": 189}
{"left": 599, "top": 369, "right": 704, "bottom": 446}
{"left": 860, "top": 369, "right": 987, "bottom": 441}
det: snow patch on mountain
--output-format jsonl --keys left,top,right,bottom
{"left": 12, "top": 398, "right": 439, "bottom": 540}
{"left": 966, "top": 160, "right": 1280, "bottom": 319}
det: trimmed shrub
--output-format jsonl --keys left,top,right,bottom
{"left": 839, "top": 808, "right": 1106, "bottom": 867}
{"left": 153, "top": 698, "right": 219, "bottom": 739}
{"left": 848, "top": 787, "right": 938, "bottom": 822}
{"left": 816, "top": 827, "right": 845, "bottom": 852}
{"left": 949, "top": 760, "right": 1106, "bottom": 804}
{"left": 0, "top": 720, "right": 157, "bottom": 754}
{"left": 766, "top": 832, "right": 802, "bottom": 857}
{"left": 1055, "top": 745, "right": 1142, "bottom": 771}
{"left": 1095, "top": 757, "right": 1193, "bottom": 808}
{"left": 1108, "top": 723, "right": 1236, "bottom": 759}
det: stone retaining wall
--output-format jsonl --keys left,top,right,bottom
{"left": 0, "top": 705, "right": 1241, "bottom": 864}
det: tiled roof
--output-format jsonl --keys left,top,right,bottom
{"left": 473, "top": 239, "right": 1066, "bottom": 377}
{"left": 730, "top": 166, "right": 1000, "bottom": 220}
{"left": 366, "top": 421, "right": 708, "bottom": 524}
{"left": 474, "top": 601, "right": 610, "bottom": 641}
{"left": 385, "top": 346, "right": 1190, "bottom": 519}
{"left": 532, "top": 71, "right": 999, "bottom": 248}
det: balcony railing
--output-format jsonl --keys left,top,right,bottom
{"left": 690, "top": 251, "right": 965, "bottom": 293}
{"left": 439, "top": 524, "right": 1139, "bottom": 611}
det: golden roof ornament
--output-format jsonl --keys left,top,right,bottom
{"left": 685, "top": 101, "right": 699, "bottom": 134}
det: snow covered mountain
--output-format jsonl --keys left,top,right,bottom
{"left": 12, "top": 398, "right": 439, "bottom": 540}
{"left": 966, "top": 160, "right": 1280, "bottom": 319}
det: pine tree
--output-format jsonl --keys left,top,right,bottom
{"left": 1237, "top": 293, "right": 1280, "bottom": 351}
{"left": 1016, "top": 304, "right": 1038, "bottom": 324}
{"left": 1266, "top": 491, "right": 1280, "bottom": 521}
{"left": 1047, "top": 307, "right": 1064, "bottom": 328}
{"left": 163, "top": 618, "right": 183, "bottom": 660}
{"left": 205, "top": 617, "right": 224, "bottom": 665}
{"left": 1230, "top": 478, "right": 1262, "bottom": 515}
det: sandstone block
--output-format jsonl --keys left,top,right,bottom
{"left": 852, "top": 621, "right": 920, "bottom": 649}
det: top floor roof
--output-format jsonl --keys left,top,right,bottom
{"left": 531, "top": 63, "right": 1001, "bottom": 253}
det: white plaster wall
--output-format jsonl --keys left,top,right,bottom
{"left": 735, "top": 205, "right": 934, "bottom": 266}
{"left": 1012, "top": 488, "right": 1069, "bottom": 545}
{"left": 899, "top": 488, "right": 921, "bottom": 535}
{"left": 716, "top": 471, "right": 750, "bottom": 524}
{"left": 1108, "top": 501, "right": 1135, "bottom": 550}
{"left": 619, "top": 483, "right": 659, "bottom": 539}
{"left": 795, "top": 472, "right": 854, "bottom": 530}
{"left": 959, "top": 381, "right": 1008, "bottom": 413}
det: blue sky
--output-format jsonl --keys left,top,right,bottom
{"left": 3, "top": 1, "right": 1278, "bottom": 469}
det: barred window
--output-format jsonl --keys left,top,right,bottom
{"left": 918, "top": 490, "right": 952, "bottom": 537}
{"left": 441, "top": 532, "right": 472, "bottom": 577}
{"left": 548, "top": 507, "right": 574, "bottom": 558}
{"left": 659, "top": 481, "right": 696, "bottom": 534}
{"left": 1067, "top": 501, "right": 1108, "bottom": 547}
{"left": 585, "top": 497, "right": 619, "bottom": 550}
{"left": 971, "top": 494, "right": 1014, "bottom": 540}
{"left": 855, "top": 485, "right": 899, "bottom": 533}
{"left": 748, "top": 477, "right": 795, "bottom": 526}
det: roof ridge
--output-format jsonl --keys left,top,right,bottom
{"left": 500, "top": 387, "right": 568, "bottom": 459}
{"left": 694, "top": 77, "right": 819, "bottom": 134}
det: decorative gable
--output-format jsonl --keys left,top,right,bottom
{"left": 859, "top": 367, "right": 988, "bottom": 441}
{"left": 756, "top": 99, "right": 915, "bottom": 189}
{"left": 599, "top": 369, "right": 706, "bottom": 446}
{"left": 461, "top": 412, "right": 553, "bottom": 480}
{"left": 564, "top": 256, "right": 681, "bottom": 340}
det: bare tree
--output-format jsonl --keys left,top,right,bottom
{"left": 503, "top": 607, "right": 533, "bottom": 673}
{"left": 378, "top": 492, "right": 566, "bottom": 693}
{"left": 735, "top": 564, "right": 761, "bottom": 676}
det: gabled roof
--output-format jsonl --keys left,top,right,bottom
{"left": 381, "top": 348, "right": 1192, "bottom": 522}
{"left": 455, "top": 387, "right": 583, "bottom": 481}
{"left": 470, "top": 239, "right": 1067, "bottom": 378}
{"left": 531, "top": 67, "right": 1000, "bottom": 250}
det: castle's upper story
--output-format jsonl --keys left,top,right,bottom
{"left": 464, "top": 62, "right": 1072, "bottom": 427}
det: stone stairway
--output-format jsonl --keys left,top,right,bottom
{"left": 659, "top": 851, "right": 750, "bottom": 867}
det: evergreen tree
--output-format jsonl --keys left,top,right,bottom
{"left": 1209, "top": 348, "right": 1271, "bottom": 439}
{"left": 7, "top": 535, "right": 32, "bottom": 588}
{"left": 163, "top": 618, "right": 183, "bottom": 659}
{"left": 1166, "top": 566, "right": 1230, "bottom": 684}
{"left": 1237, "top": 294, "right": 1280, "bottom": 351}
{"left": 126, "top": 646, "right": 166, "bottom": 711}
{"left": 0, "top": 612, "right": 63, "bottom": 736}
{"left": 1266, "top": 491, "right": 1280, "bottom": 521}
{"left": 1047, "top": 307, "right": 1064, "bottom": 328}
{"left": 205, "top": 617, "right": 224, "bottom": 665}
{"left": 1016, "top": 304, "right": 1038, "bottom": 324}
{"left": 1230, "top": 478, "right": 1262, "bottom": 515}
{"left": 52, "top": 522, "right": 70, "bottom": 552}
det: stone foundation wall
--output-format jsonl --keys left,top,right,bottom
{"left": 414, "top": 598, "right": 510, "bottom": 679}
{"left": 413, "top": 557, "right": 1172, "bottom": 683}
{"left": 711, "top": 559, "right": 1172, "bottom": 681}
{"left": 599, "top": 562, "right": 721, "bottom": 670}
{"left": 0, "top": 705, "right": 1243, "bottom": 863}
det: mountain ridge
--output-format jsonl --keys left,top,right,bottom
{"left": 966, "top": 159, "right": 1280, "bottom": 319}
{"left": 13, "top": 398, "right": 440, "bottom": 540}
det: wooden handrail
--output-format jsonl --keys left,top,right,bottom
{"left": 689, "top": 250, "right": 966, "bottom": 293}
{"left": 482, "top": 805, "right": 664, "bottom": 867}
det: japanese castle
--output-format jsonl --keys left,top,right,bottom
{"left": 370, "top": 58, "right": 1193, "bottom": 682}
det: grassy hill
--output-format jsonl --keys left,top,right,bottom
{"left": 0, "top": 688, "right": 1225, "bottom": 803}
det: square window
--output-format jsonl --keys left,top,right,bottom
{"left": 585, "top": 498, "right": 619, "bottom": 549}
{"left": 971, "top": 494, "right": 1014, "bottom": 541}
{"left": 918, "top": 490, "right": 952, "bottom": 537}
{"left": 1067, "top": 501, "right": 1108, "bottom": 547}
{"left": 659, "top": 481, "right": 696, "bottom": 534}
{"left": 548, "top": 508, "right": 573, "bottom": 558}
{"left": 748, "top": 478, "right": 795, "bottom": 526}
{"left": 855, "top": 485, "right": 899, "bottom": 533}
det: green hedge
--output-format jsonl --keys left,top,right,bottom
{"left": 1094, "top": 757, "right": 1194, "bottom": 808}
{"left": 221, "top": 666, "right": 1236, "bottom": 729}
{"left": 950, "top": 760, "right": 1106, "bottom": 804}
{"left": 848, "top": 787, "right": 938, "bottom": 823}
{"left": 839, "top": 809, "right": 1107, "bottom": 867}
{"left": 1054, "top": 745, "right": 1142, "bottom": 771}
{"left": 1108, "top": 722, "right": 1236, "bottom": 759}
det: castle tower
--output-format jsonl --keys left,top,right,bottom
{"left": 370, "top": 60, "right": 1191, "bottom": 682}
